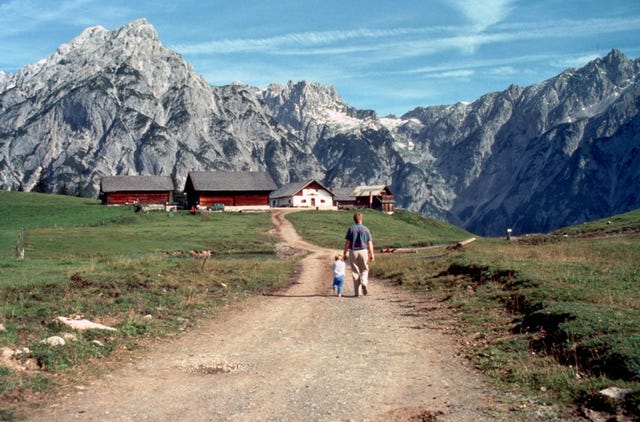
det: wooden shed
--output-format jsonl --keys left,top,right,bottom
{"left": 100, "top": 175, "right": 174, "bottom": 206}
{"left": 352, "top": 185, "right": 395, "bottom": 212}
{"left": 269, "top": 180, "right": 334, "bottom": 208}
{"left": 184, "top": 171, "right": 277, "bottom": 210}
{"left": 332, "top": 187, "right": 358, "bottom": 209}
{"left": 333, "top": 185, "right": 396, "bottom": 212}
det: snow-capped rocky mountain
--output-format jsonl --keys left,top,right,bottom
{"left": 1, "top": 19, "right": 638, "bottom": 236}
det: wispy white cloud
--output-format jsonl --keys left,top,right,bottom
{"left": 0, "top": 0, "right": 134, "bottom": 35}
{"left": 448, "top": 0, "right": 515, "bottom": 31}
{"left": 427, "top": 69, "right": 475, "bottom": 79}
{"left": 381, "top": 16, "right": 640, "bottom": 61}
{"left": 486, "top": 66, "right": 518, "bottom": 76}
{"left": 402, "top": 53, "right": 557, "bottom": 80}
{"left": 172, "top": 27, "right": 439, "bottom": 55}
{"left": 0, "top": 0, "right": 88, "bottom": 32}
{"left": 552, "top": 54, "right": 602, "bottom": 69}
{"left": 400, "top": 50, "right": 615, "bottom": 85}
{"left": 173, "top": 16, "right": 640, "bottom": 64}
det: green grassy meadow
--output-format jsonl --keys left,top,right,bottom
{"left": 0, "top": 192, "right": 293, "bottom": 419}
{"left": 286, "top": 208, "right": 472, "bottom": 250}
{"left": 0, "top": 192, "right": 638, "bottom": 419}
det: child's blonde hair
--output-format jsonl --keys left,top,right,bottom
{"left": 334, "top": 254, "right": 342, "bottom": 261}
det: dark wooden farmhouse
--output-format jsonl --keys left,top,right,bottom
{"left": 184, "top": 171, "right": 277, "bottom": 210}
{"left": 334, "top": 185, "right": 396, "bottom": 213}
{"left": 100, "top": 175, "right": 174, "bottom": 206}
{"left": 332, "top": 188, "right": 358, "bottom": 209}
{"left": 269, "top": 179, "right": 334, "bottom": 208}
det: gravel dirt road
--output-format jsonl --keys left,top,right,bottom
{"left": 28, "top": 209, "right": 513, "bottom": 421}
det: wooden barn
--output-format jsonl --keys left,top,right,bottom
{"left": 100, "top": 175, "right": 174, "bottom": 206}
{"left": 333, "top": 185, "right": 396, "bottom": 212}
{"left": 184, "top": 171, "right": 277, "bottom": 210}
{"left": 269, "top": 180, "right": 335, "bottom": 208}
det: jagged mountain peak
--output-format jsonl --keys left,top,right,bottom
{"left": 57, "top": 18, "right": 158, "bottom": 46}
{"left": 262, "top": 80, "right": 383, "bottom": 136}
{"left": 554, "top": 49, "right": 637, "bottom": 86}
{"left": 594, "top": 49, "right": 638, "bottom": 86}
{"left": 116, "top": 18, "right": 158, "bottom": 39}
{"left": 1, "top": 18, "right": 186, "bottom": 98}
{"left": 264, "top": 80, "right": 344, "bottom": 110}
{"left": 51, "top": 18, "right": 159, "bottom": 59}
{"left": 602, "top": 48, "right": 627, "bottom": 63}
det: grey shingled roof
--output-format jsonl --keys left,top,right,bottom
{"left": 332, "top": 187, "right": 357, "bottom": 202}
{"left": 269, "top": 179, "right": 332, "bottom": 199}
{"left": 187, "top": 171, "right": 277, "bottom": 192}
{"left": 351, "top": 185, "right": 390, "bottom": 196}
{"left": 100, "top": 175, "right": 174, "bottom": 193}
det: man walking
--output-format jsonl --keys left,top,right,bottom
{"left": 343, "top": 212, "right": 375, "bottom": 297}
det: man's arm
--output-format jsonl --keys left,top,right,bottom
{"left": 343, "top": 240, "right": 351, "bottom": 260}
{"left": 367, "top": 240, "right": 375, "bottom": 262}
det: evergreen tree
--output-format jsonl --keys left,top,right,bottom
{"left": 32, "top": 171, "right": 49, "bottom": 193}
{"left": 76, "top": 185, "right": 85, "bottom": 198}
{"left": 57, "top": 182, "right": 70, "bottom": 196}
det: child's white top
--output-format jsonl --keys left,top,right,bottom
{"left": 333, "top": 260, "right": 346, "bottom": 277}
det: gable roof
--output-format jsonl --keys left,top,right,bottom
{"left": 332, "top": 187, "right": 357, "bottom": 202}
{"left": 186, "top": 171, "right": 277, "bottom": 192}
{"left": 100, "top": 175, "right": 174, "bottom": 193}
{"left": 351, "top": 185, "right": 391, "bottom": 197}
{"left": 269, "top": 179, "right": 333, "bottom": 199}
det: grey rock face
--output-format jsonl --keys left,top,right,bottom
{"left": 0, "top": 20, "right": 638, "bottom": 236}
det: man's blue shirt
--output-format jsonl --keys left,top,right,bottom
{"left": 345, "top": 224, "right": 372, "bottom": 250}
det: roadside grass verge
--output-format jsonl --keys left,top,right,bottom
{"left": 0, "top": 192, "right": 294, "bottom": 419}
{"left": 365, "top": 212, "right": 640, "bottom": 418}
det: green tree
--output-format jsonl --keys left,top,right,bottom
{"left": 32, "top": 170, "right": 49, "bottom": 193}
{"left": 57, "top": 182, "right": 71, "bottom": 196}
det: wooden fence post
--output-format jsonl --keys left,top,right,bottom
{"left": 15, "top": 227, "right": 25, "bottom": 259}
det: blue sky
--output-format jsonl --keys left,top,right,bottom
{"left": 1, "top": 0, "right": 639, "bottom": 116}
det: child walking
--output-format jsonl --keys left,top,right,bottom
{"left": 332, "top": 254, "right": 346, "bottom": 297}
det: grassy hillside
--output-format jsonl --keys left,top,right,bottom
{"left": 551, "top": 208, "right": 640, "bottom": 238}
{"left": 286, "top": 208, "right": 472, "bottom": 250}
{"left": 0, "top": 191, "right": 131, "bottom": 259}
{"left": 352, "top": 208, "right": 640, "bottom": 418}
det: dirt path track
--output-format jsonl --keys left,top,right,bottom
{"left": 29, "top": 209, "right": 510, "bottom": 421}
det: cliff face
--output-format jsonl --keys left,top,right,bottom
{"left": 1, "top": 20, "right": 638, "bottom": 236}
{"left": 400, "top": 50, "right": 640, "bottom": 235}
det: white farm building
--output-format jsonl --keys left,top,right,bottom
{"left": 269, "top": 180, "right": 335, "bottom": 208}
